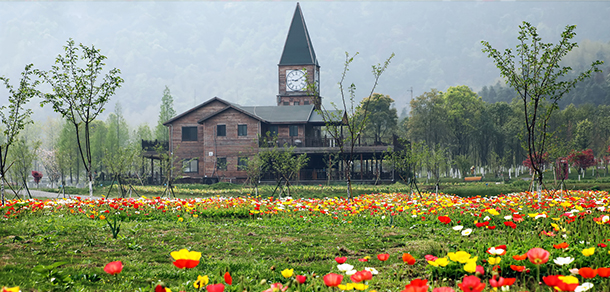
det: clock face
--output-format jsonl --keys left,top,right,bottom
{"left": 286, "top": 69, "right": 307, "bottom": 91}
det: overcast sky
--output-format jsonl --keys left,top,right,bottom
{"left": 2, "top": 1, "right": 609, "bottom": 128}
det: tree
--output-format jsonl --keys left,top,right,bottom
{"left": 8, "top": 136, "right": 41, "bottom": 198}
{"left": 40, "top": 149, "right": 61, "bottom": 188}
{"left": 0, "top": 64, "right": 38, "bottom": 205}
{"left": 568, "top": 149, "right": 596, "bottom": 177}
{"left": 572, "top": 118, "right": 593, "bottom": 150}
{"left": 38, "top": 39, "right": 124, "bottom": 197}
{"left": 311, "top": 52, "right": 394, "bottom": 199}
{"left": 357, "top": 93, "right": 398, "bottom": 145}
{"left": 407, "top": 89, "right": 448, "bottom": 147}
{"left": 258, "top": 135, "right": 309, "bottom": 197}
{"left": 155, "top": 86, "right": 176, "bottom": 141}
{"left": 482, "top": 22, "right": 602, "bottom": 188}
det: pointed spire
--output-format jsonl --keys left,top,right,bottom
{"left": 279, "top": 3, "right": 318, "bottom": 66}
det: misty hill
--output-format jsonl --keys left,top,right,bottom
{"left": 1, "top": 1, "right": 610, "bottom": 126}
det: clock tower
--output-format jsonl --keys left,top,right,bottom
{"left": 277, "top": 3, "right": 321, "bottom": 109}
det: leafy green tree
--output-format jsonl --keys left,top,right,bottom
{"left": 407, "top": 89, "right": 448, "bottom": 147}
{"left": 155, "top": 86, "right": 176, "bottom": 141}
{"left": 56, "top": 120, "right": 82, "bottom": 185}
{"left": 105, "top": 102, "right": 130, "bottom": 153}
{"left": 258, "top": 135, "right": 309, "bottom": 197}
{"left": 572, "top": 118, "right": 593, "bottom": 150}
{"left": 443, "top": 85, "right": 485, "bottom": 159}
{"left": 8, "top": 136, "right": 41, "bottom": 197}
{"left": 357, "top": 93, "right": 398, "bottom": 144}
{"left": 0, "top": 64, "right": 38, "bottom": 204}
{"left": 38, "top": 39, "right": 124, "bottom": 197}
{"left": 482, "top": 22, "right": 602, "bottom": 188}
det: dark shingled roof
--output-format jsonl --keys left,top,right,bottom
{"left": 279, "top": 3, "right": 318, "bottom": 66}
{"left": 238, "top": 105, "right": 314, "bottom": 123}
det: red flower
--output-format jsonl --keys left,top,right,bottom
{"left": 489, "top": 276, "right": 516, "bottom": 288}
{"left": 103, "top": 261, "right": 123, "bottom": 275}
{"left": 438, "top": 216, "right": 451, "bottom": 224}
{"left": 323, "top": 273, "right": 343, "bottom": 287}
{"left": 512, "top": 254, "right": 527, "bottom": 261}
{"left": 377, "top": 253, "right": 390, "bottom": 261}
{"left": 510, "top": 265, "right": 526, "bottom": 272}
{"left": 358, "top": 258, "right": 368, "bottom": 262}
{"left": 579, "top": 267, "right": 597, "bottom": 279}
{"left": 503, "top": 221, "right": 517, "bottom": 229}
{"left": 553, "top": 242, "right": 569, "bottom": 249}
{"left": 599, "top": 243, "right": 607, "bottom": 248}
{"left": 598, "top": 267, "right": 610, "bottom": 278}
{"left": 350, "top": 270, "right": 373, "bottom": 283}
{"left": 335, "top": 256, "right": 347, "bottom": 264}
{"left": 206, "top": 283, "right": 225, "bottom": 292}
{"left": 526, "top": 248, "right": 550, "bottom": 265}
{"left": 475, "top": 265, "right": 485, "bottom": 276}
{"left": 224, "top": 272, "right": 232, "bottom": 285}
{"left": 458, "top": 275, "right": 486, "bottom": 292}
{"left": 424, "top": 254, "right": 438, "bottom": 261}
{"left": 402, "top": 279, "right": 429, "bottom": 292}
{"left": 296, "top": 275, "right": 307, "bottom": 284}
{"left": 402, "top": 253, "right": 416, "bottom": 265}
{"left": 155, "top": 285, "right": 172, "bottom": 292}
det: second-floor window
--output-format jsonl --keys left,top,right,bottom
{"left": 289, "top": 125, "right": 298, "bottom": 137}
{"left": 217, "top": 124, "right": 226, "bottom": 137}
{"left": 182, "top": 126, "right": 197, "bottom": 141}
{"left": 238, "top": 124, "right": 247, "bottom": 136}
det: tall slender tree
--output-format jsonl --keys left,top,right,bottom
{"left": 155, "top": 86, "right": 176, "bottom": 141}
{"left": 38, "top": 39, "right": 124, "bottom": 197}
{"left": 0, "top": 64, "right": 39, "bottom": 205}
{"left": 482, "top": 22, "right": 602, "bottom": 189}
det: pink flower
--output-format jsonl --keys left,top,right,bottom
{"left": 262, "top": 283, "right": 288, "bottom": 292}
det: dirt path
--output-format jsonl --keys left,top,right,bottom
{"left": 5, "top": 189, "right": 101, "bottom": 200}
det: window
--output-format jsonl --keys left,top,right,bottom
{"left": 283, "top": 101, "right": 289, "bottom": 105}
{"left": 268, "top": 125, "right": 278, "bottom": 136}
{"left": 238, "top": 124, "right": 247, "bottom": 136}
{"left": 216, "top": 157, "right": 227, "bottom": 171}
{"left": 289, "top": 125, "right": 298, "bottom": 137}
{"left": 182, "top": 126, "right": 198, "bottom": 141}
{"left": 183, "top": 159, "right": 198, "bottom": 173}
{"left": 304, "top": 100, "right": 310, "bottom": 105}
{"left": 293, "top": 101, "right": 300, "bottom": 105}
{"left": 237, "top": 157, "right": 248, "bottom": 170}
{"left": 217, "top": 124, "right": 226, "bottom": 136}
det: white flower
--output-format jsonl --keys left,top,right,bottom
{"left": 345, "top": 269, "right": 357, "bottom": 275}
{"left": 563, "top": 234, "right": 568, "bottom": 239}
{"left": 504, "top": 215, "right": 512, "bottom": 220}
{"left": 488, "top": 247, "right": 505, "bottom": 255}
{"left": 483, "top": 216, "right": 491, "bottom": 221}
{"left": 569, "top": 268, "right": 580, "bottom": 275}
{"left": 452, "top": 225, "right": 464, "bottom": 231}
{"left": 534, "top": 214, "right": 547, "bottom": 219}
{"left": 412, "top": 214, "right": 417, "bottom": 218}
{"left": 462, "top": 228, "right": 473, "bottom": 236}
{"left": 575, "top": 282, "right": 594, "bottom": 292}
{"left": 381, "top": 216, "right": 386, "bottom": 219}
{"left": 337, "top": 264, "right": 354, "bottom": 272}
{"left": 553, "top": 257, "right": 575, "bottom": 266}
{"left": 364, "top": 267, "right": 378, "bottom": 275}
{"left": 602, "top": 215, "right": 610, "bottom": 223}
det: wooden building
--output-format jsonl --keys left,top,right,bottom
{"left": 161, "top": 3, "right": 395, "bottom": 184}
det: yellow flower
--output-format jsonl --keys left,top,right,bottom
{"left": 464, "top": 261, "right": 476, "bottom": 273}
{"left": 487, "top": 209, "right": 500, "bottom": 216}
{"left": 194, "top": 275, "right": 209, "bottom": 289}
{"left": 193, "top": 214, "right": 198, "bottom": 218}
{"left": 281, "top": 268, "right": 294, "bottom": 278}
{"left": 582, "top": 247, "right": 595, "bottom": 256}
{"left": 338, "top": 283, "right": 355, "bottom": 290}
{"left": 1, "top": 287, "right": 19, "bottom": 292}
{"left": 488, "top": 257, "right": 501, "bottom": 265}
{"left": 352, "top": 283, "right": 368, "bottom": 291}
{"left": 428, "top": 257, "right": 449, "bottom": 267}
{"left": 448, "top": 251, "right": 472, "bottom": 263}
{"left": 178, "top": 217, "right": 184, "bottom": 222}
{"left": 558, "top": 275, "right": 579, "bottom": 285}
{"left": 99, "top": 215, "right": 106, "bottom": 220}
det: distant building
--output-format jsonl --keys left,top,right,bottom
{"left": 160, "top": 3, "right": 394, "bottom": 184}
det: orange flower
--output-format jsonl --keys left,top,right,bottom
{"left": 553, "top": 242, "right": 569, "bottom": 249}
{"left": 579, "top": 267, "right": 597, "bottom": 279}
{"left": 377, "top": 253, "right": 390, "bottom": 261}
{"left": 526, "top": 248, "right": 550, "bottom": 265}
{"left": 512, "top": 254, "right": 527, "bottom": 261}
{"left": 598, "top": 267, "right": 610, "bottom": 278}
{"left": 403, "top": 253, "right": 416, "bottom": 265}
{"left": 510, "top": 265, "right": 526, "bottom": 272}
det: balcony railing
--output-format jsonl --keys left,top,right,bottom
{"left": 259, "top": 136, "right": 393, "bottom": 148}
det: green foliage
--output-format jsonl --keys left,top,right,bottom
{"left": 356, "top": 93, "right": 398, "bottom": 144}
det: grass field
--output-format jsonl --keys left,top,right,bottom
{"left": 2, "top": 189, "right": 610, "bottom": 291}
